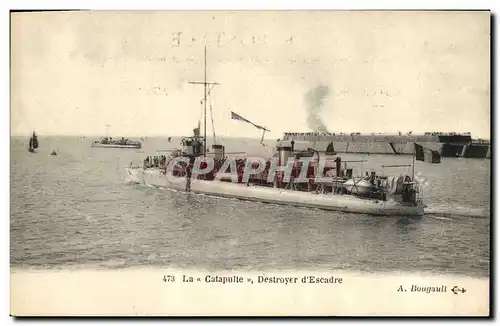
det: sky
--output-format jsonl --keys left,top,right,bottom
{"left": 10, "top": 11, "right": 491, "bottom": 139}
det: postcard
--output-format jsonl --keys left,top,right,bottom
{"left": 10, "top": 10, "right": 490, "bottom": 316}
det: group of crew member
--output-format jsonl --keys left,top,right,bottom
{"left": 143, "top": 155, "right": 167, "bottom": 169}
{"left": 363, "top": 171, "right": 382, "bottom": 188}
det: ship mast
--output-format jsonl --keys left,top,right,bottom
{"left": 204, "top": 47, "right": 207, "bottom": 155}
{"left": 412, "top": 148, "right": 416, "bottom": 181}
{"left": 188, "top": 46, "right": 219, "bottom": 156}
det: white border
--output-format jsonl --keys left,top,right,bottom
{"left": 3, "top": 0, "right": 498, "bottom": 10}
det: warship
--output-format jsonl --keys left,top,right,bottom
{"left": 91, "top": 137, "right": 142, "bottom": 149}
{"left": 91, "top": 125, "right": 142, "bottom": 149}
{"left": 125, "top": 47, "right": 439, "bottom": 217}
{"left": 282, "top": 131, "right": 490, "bottom": 159}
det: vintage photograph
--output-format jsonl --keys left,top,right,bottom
{"left": 10, "top": 10, "right": 490, "bottom": 316}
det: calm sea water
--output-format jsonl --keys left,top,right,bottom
{"left": 10, "top": 136, "right": 490, "bottom": 277}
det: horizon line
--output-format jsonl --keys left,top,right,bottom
{"left": 9, "top": 135, "right": 492, "bottom": 143}
{"left": 9, "top": 133, "right": 274, "bottom": 139}
{"left": 9, "top": 132, "right": 491, "bottom": 141}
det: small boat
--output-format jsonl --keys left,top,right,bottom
{"left": 343, "top": 178, "right": 372, "bottom": 195}
{"left": 28, "top": 131, "right": 38, "bottom": 153}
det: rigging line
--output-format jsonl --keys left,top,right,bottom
{"left": 197, "top": 84, "right": 215, "bottom": 131}
{"left": 199, "top": 98, "right": 204, "bottom": 127}
{"left": 200, "top": 84, "right": 216, "bottom": 104}
{"left": 209, "top": 92, "right": 217, "bottom": 145}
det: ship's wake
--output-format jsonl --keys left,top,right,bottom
{"left": 424, "top": 204, "right": 489, "bottom": 219}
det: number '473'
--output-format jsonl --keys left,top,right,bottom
{"left": 163, "top": 275, "right": 175, "bottom": 282}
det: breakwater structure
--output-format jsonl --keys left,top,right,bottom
{"left": 282, "top": 132, "right": 490, "bottom": 159}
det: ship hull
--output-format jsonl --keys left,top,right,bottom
{"left": 91, "top": 143, "right": 141, "bottom": 149}
{"left": 283, "top": 134, "right": 490, "bottom": 158}
{"left": 125, "top": 167, "right": 424, "bottom": 217}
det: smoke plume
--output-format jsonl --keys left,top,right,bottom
{"left": 305, "top": 85, "right": 329, "bottom": 133}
